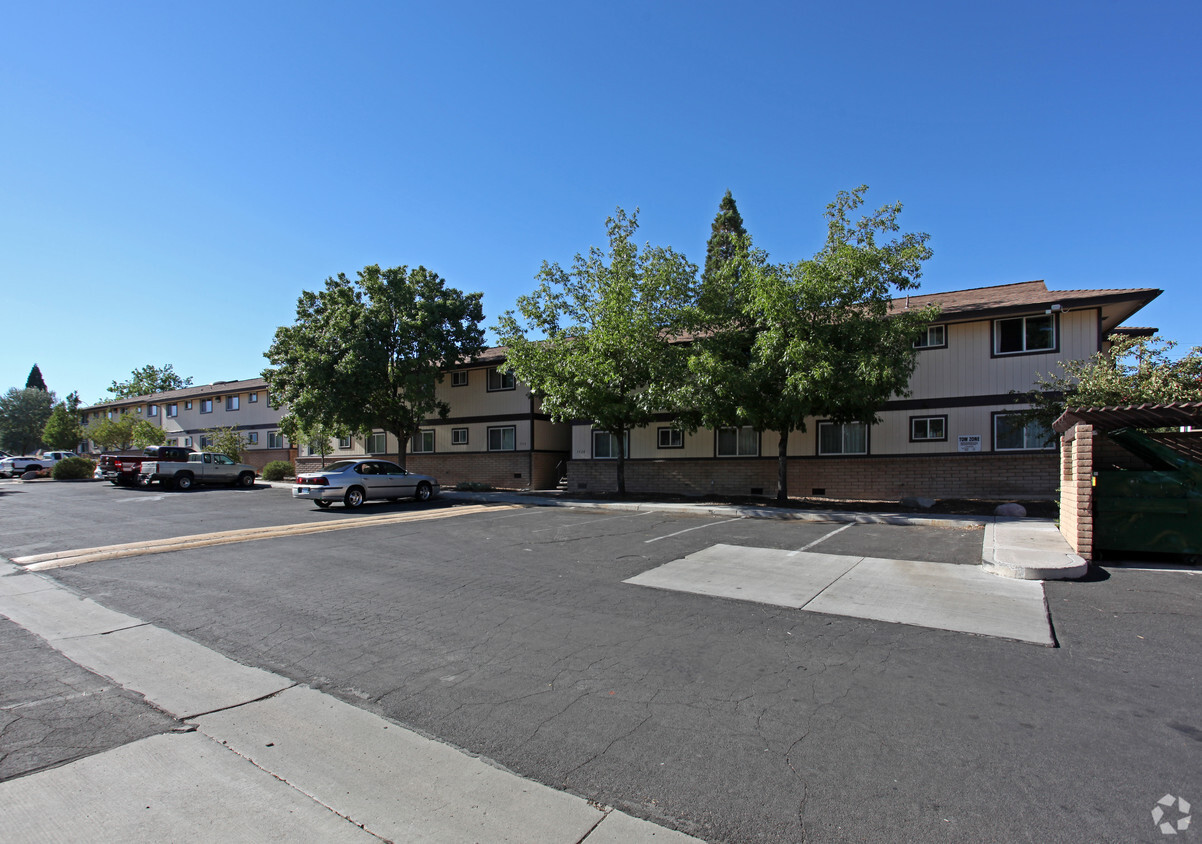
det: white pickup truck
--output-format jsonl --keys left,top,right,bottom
{"left": 0, "top": 451, "right": 78, "bottom": 478}
{"left": 139, "top": 452, "right": 258, "bottom": 490}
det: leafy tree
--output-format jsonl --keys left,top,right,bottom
{"left": 701, "top": 190, "right": 748, "bottom": 292}
{"left": 42, "top": 402, "right": 85, "bottom": 451}
{"left": 495, "top": 208, "right": 699, "bottom": 494}
{"left": 264, "top": 264, "right": 486, "bottom": 468}
{"left": 85, "top": 414, "right": 165, "bottom": 450}
{"left": 201, "top": 426, "right": 247, "bottom": 461}
{"left": 1020, "top": 334, "right": 1202, "bottom": 430}
{"left": 280, "top": 414, "right": 345, "bottom": 467}
{"left": 0, "top": 388, "right": 56, "bottom": 454}
{"left": 108, "top": 364, "right": 193, "bottom": 399}
{"left": 25, "top": 364, "right": 48, "bottom": 391}
{"left": 689, "top": 186, "right": 938, "bottom": 501}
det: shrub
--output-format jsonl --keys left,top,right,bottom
{"left": 262, "top": 460, "right": 293, "bottom": 481}
{"left": 52, "top": 457, "right": 96, "bottom": 480}
{"left": 454, "top": 481, "right": 495, "bottom": 491}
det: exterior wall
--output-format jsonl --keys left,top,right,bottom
{"left": 1059, "top": 424, "right": 1094, "bottom": 558}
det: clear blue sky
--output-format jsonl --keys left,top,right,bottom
{"left": 3, "top": 1, "right": 1199, "bottom": 405}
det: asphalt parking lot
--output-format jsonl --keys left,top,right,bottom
{"left": 2, "top": 479, "right": 1199, "bottom": 842}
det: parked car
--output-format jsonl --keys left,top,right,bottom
{"left": 0, "top": 451, "right": 77, "bottom": 478}
{"left": 293, "top": 459, "right": 440, "bottom": 509}
{"left": 99, "top": 445, "right": 195, "bottom": 486}
{"left": 139, "top": 452, "right": 258, "bottom": 490}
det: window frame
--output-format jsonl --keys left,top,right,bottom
{"left": 592, "top": 429, "right": 630, "bottom": 460}
{"left": 451, "top": 427, "right": 469, "bottom": 445}
{"left": 451, "top": 370, "right": 469, "bottom": 387}
{"left": 486, "top": 367, "right": 516, "bottom": 392}
{"left": 715, "top": 426, "right": 759, "bottom": 457}
{"left": 199, "top": 399, "right": 213, "bottom": 414}
{"left": 816, "top": 421, "right": 869, "bottom": 456}
{"left": 249, "top": 392, "right": 258, "bottom": 403}
{"left": 147, "top": 404, "right": 159, "bottom": 417}
{"left": 185, "top": 401, "right": 193, "bottom": 410}
{"left": 992, "top": 412, "right": 1056, "bottom": 452}
{"left": 992, "top": 313, "right": 1059, "bottom": 357}
{"left": 909, "top": 415, "right": 948, "bottom": 443}
{"left": 366, "top": 432, "right": 387, "bottom": 454}
{"left": 412, "top": 429, "right": 435, "bottom": 454}
{"left": 166, "top": 403, "right": 178, "bottom": 418}
{"left": 488, "top": 425, "right": 516, "bottom": 452}
{"left": 246, "top": 432, "right": 259, "bottom": 445}
{"left": 337, "top": 436, "right": 351, "bottom": 449}
{"left": 657, "top": 427, "right": 684, "bottom": 449}
{"left": 913, "top": 324, "right": 947, "bottom": 350}
{"left": 226, "top": 395, "right": 239, "bottom": 412}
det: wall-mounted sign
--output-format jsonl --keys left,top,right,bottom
{"left": 958, "top": 435, "right": 981, "bottom": 453}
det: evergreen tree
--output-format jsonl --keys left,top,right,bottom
{"left": 25, "top": 364, "right": 48, "bottom": 391}
{"left": 701, "top": 190, "right": 748, "bottom": 290}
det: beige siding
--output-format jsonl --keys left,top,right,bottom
{"left": 436, "top": 367, "right": 531, "bottom": 417}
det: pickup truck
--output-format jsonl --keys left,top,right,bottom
{"left": 99, "top": 445, "right": 195, "bottom": 486}
{"left": 1, "top": 451, "right": 77, "bottom": 478}
{"left": 139, "top": 452, "right": 257, "bottom": 490}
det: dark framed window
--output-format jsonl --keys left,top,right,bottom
{"left": 817, "top": 421, "right": 868, "bottom": 455}
{"left": 909, "top": 415, "right": 947, "bottom": 442}
{"left": 167, "top": 404, "right": 178, "bottom": 417}
{"left": 200, "top": 399, "right": 213, "bottom": 414}
{"left": 367, "top": 432, "right": 386, "bottom": 453}
{"left": 185, "top": 401, "right": 193, "bottom": 410}
{"left": 268, "top": 431, "right": 286, "bottom": 449}
{"left": 488, "top": 426, "right": 516, "bottom": 451}
{"left": 249, "top": 392, "right": 258, "bottom": 403}
{"left": 993, "top": 314, "right": 1057, "bottom": 356}
{"left": 412, "top": 430, "right": 434, "bottom": 453}
{"left": 199, "top": 435, "right": 210, "bottom": 449}
{"left": 657, "top": 427, "right": 684, "bottom": 449}
{"left": 451, "top": 427, "right": 468, "bottom": 445}
{"left": 592, "top": 430, "right": 629, "bottom": 459}
{"left": 716, "top": 426, "right": 758, "bottom": 457}
{"left": 148, "top": 404, "right": 159, "bottom": 417}
{"left": 247, "top": 432, "right": 259, "bottom": 445}
{"left": 338, "top": 436, "right": 351, "bottom": 449}
{"left": 992, "top": 412, "right": 1055, "bottom": 451}
{"left": 914, "top": 325, "right": 947, "bottom": 349}
{"left": 487, "top": 367, "right": 516, "bottom": 391}
{"left": 451, "top": 371, "right": 469, "bottom": 387}
{"left": 226, "top": 396, "right": 239, "bottom": 411}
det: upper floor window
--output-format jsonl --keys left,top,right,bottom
{"left": 148, "top": 404, "right": 159, "bottom": 417}
{"left": 451, "top": 371, "right": 469, "bottom": 387}
{"left": 200, "top": 399, "right": 213, "bottom": 414}
{"left": 717, "top": 426, "right": 758, "bottom": 457}
{"left": 412, "top": 430, "right": 434, "bottom": 453}
{"left": 914, "top": 325, "right": 946, "bottom": 349}
{"left": 994, "top": 413, "right": 1055, "bottom": 451}
{"left": 487, "top": 367, "right": 515, "bottom": 391}
{"left": 226, "top": 396, "right": 239, "bottom": 411}
{"left": 818, "top": 421, "right": 867, "bottom": 456}
{"left": 249, "top": 392, "right": 258, "bottom": 403}
{"left": 185, "top": 401, "right": 193, "bottom": 410}
{"left": 994, "top": 314, "right": 1056, "bottom": 355}
{"left": 167, "top": 404, "right": 178, "bottom": 418}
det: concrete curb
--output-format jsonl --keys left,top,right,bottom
{"left": 981, "top": 519, "right": 1088, "bottom": 581}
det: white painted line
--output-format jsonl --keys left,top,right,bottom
{"left": 534, "top": 511, "right": 654, "bottom": 532}
{"left": 644, "top": 517, "right": 745, "bottom": 544}
{"left": 789, "top": 522, "right": 854, "bottom": 555}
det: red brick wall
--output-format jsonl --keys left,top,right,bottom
{"left": 1059, "top": 424, "right": 1093, "bottom": 558}
{"left": 568, "top": 453, "right": 1059, "bottom": 500}
{"left": 295, "top": 451, "right": 567, "bottom": 489}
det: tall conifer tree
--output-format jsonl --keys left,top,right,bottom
{"left": 25, "top": 364, "right": 47, "bottom": 391}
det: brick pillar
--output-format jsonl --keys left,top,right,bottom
{"left": 1059, "top": 423, "right": 1094, "bottom": 559}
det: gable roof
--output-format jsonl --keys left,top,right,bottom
{"left": 81, "top": 377, "right": 268, "bottom": 413}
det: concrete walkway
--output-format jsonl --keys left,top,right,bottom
{"left": 0, "top": 561, "right": 701, "bottom": 844}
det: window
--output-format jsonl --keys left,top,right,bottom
{"left": 249, "top": 392, "right": 258, "bottom": 403}
{"left": 167, "top": 404, "right": 178, "bottom": 418}
{"left": 200, "top": 399, "right": 213, "bottom": 414}
{"left": 451, "top": 371, "right": 469, "bottom": 387}
{"left": 183, "top": 437, "right": 192, "bottom": 447}
{"left": 994, "top": 413, "right": 1055, "bottom": 451}
{"left": 338, "top": 436, "right": 351, "bottom": 449}
{"left": 226, "top": 396, "right": 239, "bottom": 411}
{"left": 199, "top": 435, "right": 210, "bottom": 449}
{"left": 412, "top": 430, "right": 434, "bottom": 453}
{"left": 487, "top": 367, "right": 515, "bottom": 391}
{"left": 994, "top": 314, "right": 1056, "bottom": 355}
{"left": 167, "top": 438, "right": 178, "bottom": 447}
{"left": 657, "top": 427, "right": 683, "bottom": 449}
{"left": 136, "top": 406, "right": 143, "bottom": 414}
{"left": 914, "top": 325, "right": 946, "bottom": 349}
{"left": 592, "top": 430, "right": 630, "bottom": 459}
{"left": 717, "top": 426, "right": 758, "bottom": 457}
{"left": 910, "top": 416, "right": 947, "bottom": 442}
{"left": 367, "top": 432, "right": 386, "bottom": 453}
{"left": 148, "top": 404, "right": 159, "bottom": 417}
{"left": 185, "top": 401, "right": 193, "bottom": 410}
{"left": 247, "top": 432, "right": 258, "bottom": 445}
{"left": 488, "top": 426, "right": 516, "bottom": 451}
{"left": 268, "top": 431, "right": 285, "bottom": 449}
{"left": 818, "top": 422, "right": 868, "bottom": 455}
{"left": 451, "top": 427, "right": 468, "bottom": 445}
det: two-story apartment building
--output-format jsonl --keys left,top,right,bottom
{"left": 564, "top": 280, "right": 1161, "bottom": 500}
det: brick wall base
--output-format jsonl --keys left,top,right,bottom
{"left": 297, "top": 451, "right": 568, "bottom": 490}
{"left": 567, "top": 453, "right": 1059, "bottom": 500}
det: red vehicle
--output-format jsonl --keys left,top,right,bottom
{"left": 99, "top": 445, "right": 194, "bottom": 486}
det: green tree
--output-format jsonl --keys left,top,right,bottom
{"left": 279, "top": 414, "right": 345, "bottom": 467}
{"left": 0, "top": 388, "right": 56, "bottom": 454}
{"left": 107, "top": 364, "right": 193, "bottom": 399}
{"left": 495, "top": 208, "right": 699, "bottom": 494}
{"left": 701, "top": 190, "right": 748, "bottom": 292}
{"left": 689, "top": 186, "right": 938, "bottom": 501}
{"left": 42, "top": 402, "right": 85, "bottom": 451}
{"left": 85, "top": 414, "right": 164, "bottom": 450}
{"left": 201, "top": 426, "right": 247, "bottom": 461}
{"left": 25, "top": 364, "right": 48, "bottom": 391}
{"left": 1020, "top": 334, "right": 1202, "bottom": 430}
{"left": 264, "top": 264, "right": 486, "bottom": 468}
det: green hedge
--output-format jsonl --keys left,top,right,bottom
{"left": 52, "top": 457, "right": 96, "bottom": 480}
{"left": 262, "top": 460, "right": 294, "bottom": 481}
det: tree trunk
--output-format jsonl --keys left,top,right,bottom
{"left": 615, "top": 426, "right": 626, "bottom": 496}
{"left": 776, "top": 426, "right": 790, "bottom": 501}
{"left": 393, "top": 430, "right": 409, "bottom": 470}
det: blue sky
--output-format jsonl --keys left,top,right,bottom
{"left": 3, "top": 1, "right": 1199, "bottom": 405}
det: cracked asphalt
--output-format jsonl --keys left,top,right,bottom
{"left": 2, "top": 480, "right": 1199, "bottom": 843}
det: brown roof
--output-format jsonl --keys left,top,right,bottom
{"left": 890, "top": 280, "right": 1160, "bottom": 320}
{"left": 1053, "top": 401, "right": 1202, "bottom": 433}
{"left": 81, "top": 377, "right": 269, "bottom": 412}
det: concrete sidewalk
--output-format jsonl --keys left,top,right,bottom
{"left": 0, "top": 561, "right": 701, "bottom": 844}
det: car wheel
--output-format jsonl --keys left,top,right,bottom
{"left": 237, "top": 472, "right": 255, "bottom": 488}
{"left": 344, "top": 486, "right": 365, "bottom": 509}
{"left": 415, "top": 481, "right": 432, "bottom": 502}
{"left": 174, "top": 473, "right": 194, "bottom": 491}
{"left": 137, "top": 476, "right": 151, "bottom": 487}
{"left": 110, "top": 479, "right": 121, "bottom": 486}
{"left": 314, "top": 500, "right": 331, "bottom": 509}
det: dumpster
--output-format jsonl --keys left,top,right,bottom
{"left": 1093, "top": 427, "right": 1202, "bottom": 556}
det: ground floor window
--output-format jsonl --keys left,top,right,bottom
{"left": 657, "top": 427, "right": 684, "bottom": 449}
{"left": 717, "top": 426, "right": 758, "bottom": 457}
{"left": 412, "top": 430, "right": 434, "bottom": 453}
{"left": 818, "top": 421, "right": 867, "bottom": 455}
{"left": 247, "top": 432, "right": 259, "bottom": 445}
{"left": 366, "top": 432, "right": 386, "bottom": 453}
{"left": 993, "top": 413, "right": 1054, "bottom": 451}
{"left": 199, "top": 435, "right": 211, "bottom": 449}
{"left": 909, "top": 415, "right": 947, "bottom": 442}
{"left": 488, "top": 426, "right": 516, "bottom": 451}
{"left": 338, "top": 436, "right": 351, "bottom": 449}
{"left": 268, "top": 431, "right": 286, "bottom": 450}
{"left": 593, "top": 430, "right": 629, "bottom": 459}
{"left": 451, "top": 427, "right": 468, "bottom": 445}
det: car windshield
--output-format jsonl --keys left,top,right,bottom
{"left": 321, "top": 461, "right": 359, "bottom": 473}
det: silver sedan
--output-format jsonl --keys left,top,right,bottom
{"left": 293, "top": 459, "right": 440, "bottom": 509}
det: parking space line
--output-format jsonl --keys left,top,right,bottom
{"left": 533, "top": 511, "right": 654, "bottom": 532}
{"left": 644, "top": 517, "right": 745, "bottom": 544}
{"left": 789, "top": 523, "right": 854, "bottom": 555}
